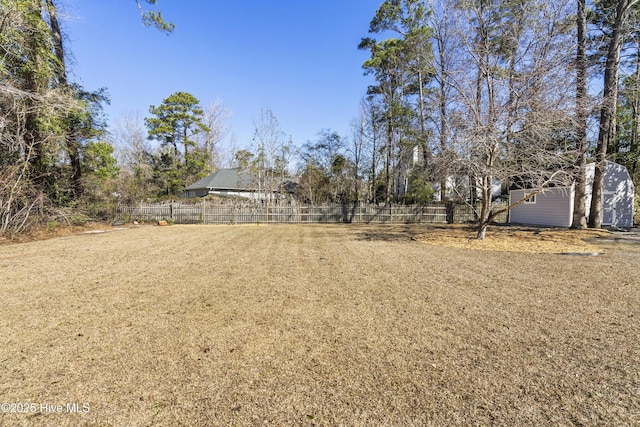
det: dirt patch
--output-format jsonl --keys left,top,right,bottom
{"left": 1, "top": 224, "right": 638, "bottom": 426}
{"left": 0, "top": 221, "right": 125, "bottom": 246}
{"left": 413, "top": 224, "right": 610, "bottom": 254}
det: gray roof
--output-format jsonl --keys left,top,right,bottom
{"left": 185, "top": 168, "right": 254, "bottom": 191}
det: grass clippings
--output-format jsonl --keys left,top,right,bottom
{"left": 1, "top": 224, "right": 638, "bottom": 426}
{"left": 413, "top": 224, "right": 610, "bottom": 254}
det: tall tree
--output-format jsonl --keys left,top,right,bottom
{"left": 251, "top": 108, "right": 291, "bottom": 200}
{"left": 297, "top": 130, "right": 348, "bottom": 204}
{"left": 360, "top": 0, "right": 434, "bottom": 206}
{"left": 589, "top": 0, "right": 637, "bottom": 228}
{"left": 0, "top": 0, "right": 80, "bottom": 226}
{"left": 611, "top": 56, "right": 640, "bottom": 176}
{"left": 445, "top": 0, "right": 576, "bottom": 239}
{"left": 572, "top": 0, "right": 589, "bottom": 229}
{"left": 348, "top": 102, "right": 370, "bottom": 204}
{"left": 362, "top": 96, "right": 384, "bottom": 203}
{"left": 112, "top": 112, "right": 156, "bottom": 201}
{"left": 0, "top": 0, "right": 176, "bottom": 234}
{"left": 145, "top": 92, "right": 210, "bottom": 195}
{"left": 370, "top": 0, "right": 434, "bottom": 159}
{"left": 146, "top": 92, "right": 209, "bottom": 165}
{"left": 427, "top": 0, "right": 457, "bottom": 202}
{"left": 198, "top": 100, "right": 231, "bottom": 171}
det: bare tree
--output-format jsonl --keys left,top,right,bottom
{"left": 0, "top": 0, "right": 181, "bottom": 235}
{"left": 251, "top": 108, "right": 289, "bottom": 202}
{"left": 348, "top": 101, "right": 370, "bottom": 204}
{"left": 219, "top": 134, "right": 240, "bottom": 169}
{"left": 111, "top": 111, "right": 155, "bottom": 200}
{"left": 0, "top": 90, "right": 46, "bottom": 235}
{"left": 360, "top": 0, "right": 433, "bottom": 206}
{"left": 0, "top": 0, "right": 81, "bottom": 233}
{"left": 358, "top": 97, "right": 384, "bottom": 203}
{"left": 427, "top": 0, "right": 458, "bottom": 202}
{"left": 198, "top": 100, "right": 231, "bottom": 172}
{"left": 442, "top": 0, "right": 576, "bottom": 239}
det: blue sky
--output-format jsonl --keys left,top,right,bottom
{"left": 62, "top": 0, "right": 382, "bottom": 151}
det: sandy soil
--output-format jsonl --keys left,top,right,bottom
{"left": 0, "top": 224, "right": 639, "bottom": 426}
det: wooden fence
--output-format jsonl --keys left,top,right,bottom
{"left": 111, "top": 202, "right": 508, "bottom": 225}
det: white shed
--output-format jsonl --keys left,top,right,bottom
{"left": 509, "top": 161, "right": 635, "bottom": 228}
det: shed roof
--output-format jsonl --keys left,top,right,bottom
{"left": 184, "top": 168, "right": 253, "bottom": 191}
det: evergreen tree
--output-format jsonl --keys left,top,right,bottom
{"left": 359, "top": 0, "right": 434, "bottom": 206}
{"left": 145, "top": 92, "right": 210, "bottom": 196}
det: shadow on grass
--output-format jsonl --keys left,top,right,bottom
{"left": 355, "top": 231, "right": 414, "bottom": 242}
{"left": 585, "top": 229, "right": 640, "bottom": 254}
{"left": 352, "top": 223, "right": 474, "bottom": 243}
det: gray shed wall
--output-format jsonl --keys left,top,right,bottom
{"left": 585, "top": 161, "right": 635, "bottom": 227}
{"left": 509, "top": 187, "right": 574, "bottom": 227}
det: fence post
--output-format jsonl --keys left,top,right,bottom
{"left": 446, "top": 201, "right": 454, "bottom": 224}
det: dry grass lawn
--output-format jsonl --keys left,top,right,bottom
{"left": 1, "top": 224, "right": 639, "bottom": 426}
{"left": 413, "top": 224, "right": 611, "bottom": 254}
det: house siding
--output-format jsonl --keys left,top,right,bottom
{"left": 509, "top": 187, "right": 574, "bottom": 227}
{"left": 585, "top": 161, "right": 635, "bottom": 227}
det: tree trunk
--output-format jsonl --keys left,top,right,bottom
{"left": 46, "top": 0, "right": 66, "bottom": 85}
{"left": 476, "top": 220, "right": 488, "bottom": 240}
{"left": 589, "top": 0, "right": 629, "bottom": 228}
{"left": 631, "top": 40, "right": 640, "bottom": 176}
{"left": 25, "top": 6, "right": 47, "bottom": 190}
{"left": 469, "top": 174, "right": 477, "bottom": 205}
{"left": 572, "top": 0, "right": 588, "bottom": 229}
{"left": 439, "top": 41, "right": 448, "bottom": 202}
{"left": 385, "top": 116, "right": 393, "bottom": 207}
{"left": 418, "top": 70, "right": 430, "bottom": 168}
{"left": 440, "top": 178, "right": 447, "bottom": 202}
{"left": 370, "top": 107, "right": 378, "bottom": 204}
{"left": 476, "top": 179, "right": 491, "bottom": 240}
{"left": 183, "top": 126, "right": 189, "bottom": 167}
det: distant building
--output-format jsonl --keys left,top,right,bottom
{"left": 183, "top": 168, "right": 297, "bottom": 200}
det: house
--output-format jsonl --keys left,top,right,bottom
{"left": 509, "top": 160, "right": 635, "bottom": 228}
{"left": 184, "top": 168, "right": 253, "bottom": 198}
{"left": 183, "top": 168, "right": 297, "bottom": 200}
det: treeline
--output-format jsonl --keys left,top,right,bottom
{"left": 0, "top": 0, "right": 170, "bottom": 235}
{"left": 352, "top": 0, "right": 640, "bottom": 238}
{"left": 2, "top": 1, "right": 640, "bottom": 238}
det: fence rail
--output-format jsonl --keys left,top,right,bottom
{"left": 111, "top": 202, "right": 508, "bottom": 225}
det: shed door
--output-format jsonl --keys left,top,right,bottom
{"left": 602, "top": 191, "right": 615, "bottom": 226}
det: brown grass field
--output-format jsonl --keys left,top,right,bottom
{"left": 1, "top": 223, "right": 639, "bottom": 426}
